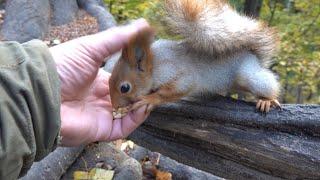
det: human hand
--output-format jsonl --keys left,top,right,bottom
{"left": 50, "top": 19, "right": 150, "bottom": 146}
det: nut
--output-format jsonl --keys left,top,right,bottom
{"left": 112, "top": 107, "right": 129, "bottom": 119}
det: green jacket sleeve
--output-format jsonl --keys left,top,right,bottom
{"left": 0, "top": 40, "right": 61, "bottom": 179}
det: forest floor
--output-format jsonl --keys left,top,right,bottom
{"left": 44, "top": 10, "right": 99, "bottom": 45}
{"left": 0, "top": 9, "right": 98, "bottom": 43}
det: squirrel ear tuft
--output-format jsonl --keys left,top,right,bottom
{"left": 123, "top": 26, "right": 155, "bottom": 72}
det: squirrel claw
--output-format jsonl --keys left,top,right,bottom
{"left": 273, "top": 99, "right": 282, "bottom": 110}
{"left": 256, "top": 99, "right": 281, "bottom": 113}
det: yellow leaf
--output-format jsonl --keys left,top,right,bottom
{"left": 89, "top": 168, "right": 115, "bottom": 180}
{"left": 73, "top": 171, "right": 90, "bottom": 180}
{"left": 279, "top": 61, "right": 286, "bottom": 66}
{"left": 74, "top": 168, "right": 114, "bottom": 180}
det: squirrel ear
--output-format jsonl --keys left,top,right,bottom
{"left": 122, "top": 27, "right": 155, "bottom": 73}
{"left": 134, "top": 46, "right": 146, "bottom": 72}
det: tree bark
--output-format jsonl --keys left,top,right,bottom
{"left": 286, "top": 0, "right": 295, "bottom": 12}
{"left": 129, "top": 144, "right": 223, "bottom": 179}
{"left": 1, "top": 0, "right": 116, "bottom": 42}
{"left": 50, "top": 0, "right": 79, "bottom": 26}
{"left": 244, "top": 0, "right": 263, "bottom": 18}
{"left": 21, "top": 147, "right": 84, "bottom": 180}
{"left": 1, "top": 0, "right": 51, "bottom": 42}
{"left": 129, "top": 96, "right": 320, "bottom": 179}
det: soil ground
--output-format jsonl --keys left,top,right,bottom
{"left": 44, "top": 10, "right": 99, "bottom": 44}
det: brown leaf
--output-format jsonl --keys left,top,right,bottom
{"left": 141, "top": 156, "right": 172, "bottom": 180}
{"left": 156, "top": 170, "right": 172, "bottom": 180}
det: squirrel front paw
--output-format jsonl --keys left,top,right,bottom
{"left": 256, "top": 99, "right": 282, "bottom": 113}
{"left": 131, "top": 96, "right": 158, "bottom": 114}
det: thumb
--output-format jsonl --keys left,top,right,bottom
{"left": 108, "top": 105, "right": 149, "bottom": 141}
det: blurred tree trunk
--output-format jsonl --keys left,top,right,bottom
{"left": 282, "top": 73, "right": 289, "bottom": 104}
{"left": 268, "top": 0, "right": 277, "bottom": 25}
{"left": 1, "top": 0, "right": 77, "bottom": 42}
{"left": 50, "top": 0, "right": 79, "bottom": 26}
{"left": 244, "top": 0, "right": 263, "bottom": 18}
{"left": 286, "top": 0, "right": 295, "bottom": 12}
{"left": 1, "top": 0, "right": 115, "bottom": 43}
{"left": 77, "top": 0, "right": 116, "bottom": 31}
{"left": 1, "top": 0, "right": 50, "bottom": 42}
{"left": 296, "top": 84, "right": 304, "bottom": 104}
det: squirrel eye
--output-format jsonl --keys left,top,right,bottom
{"left": 120, "top": 82, "right": 131, "bottom": 94}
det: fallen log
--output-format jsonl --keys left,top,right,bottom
{"left": 128, "top": 144, "right": 223, "bottom": 179}
{"left": 20, "top": 146, "right": 84, "bottom": 180}
{"left": 129, "top": 96, "right": 320, "bottom": 179}
{"left": 61, "top": 142, "right": 143, "bottom": 180}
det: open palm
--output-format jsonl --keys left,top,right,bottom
{"left": 50, "top": 19, "right": 150, "bottom": 146}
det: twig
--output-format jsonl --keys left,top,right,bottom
{"left": 81, "top": 156, "right": 88, "bottom": 171}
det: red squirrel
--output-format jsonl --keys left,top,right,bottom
{"left": 108, "top": 0, "right": 281, "bottom": 114}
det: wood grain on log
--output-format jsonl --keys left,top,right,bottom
{"left": 21, "top": 147, "right": 84, "bottom": 180}
{"left": 129, "top": 96, "right": 320, "bottom": 179}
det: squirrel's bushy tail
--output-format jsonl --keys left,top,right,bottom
{"left": 164, "top": 0, "right": 279, "bottom": 66}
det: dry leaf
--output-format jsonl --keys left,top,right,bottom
{"left": 114, "top": 139, "right": 123, "bottom": 150}
{"left": 127, "top": 140, "right": 134, "bottom": 149}
{"left": 89, "top": 168, "right": 114, "bottom": 180}
{"left": 73, "top": 168, "right": 114, "bottom": 180}
{"left": 120, "top": 142, "right": 128, "bottom": 151}
{"left": 120, "top": 140, "right": 135, "bottom": 151}
{"left": 73, "top": 171, "right": 90, "bottom": 180}
{"left": 141, "top": 156, "right": 172, "bottom": 180}
{"left": 156, "top": 170, "right": 172, "bottom": 180}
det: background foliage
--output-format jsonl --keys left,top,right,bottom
{"left": 104, "top": 0, "right": 320, "bottom": 104}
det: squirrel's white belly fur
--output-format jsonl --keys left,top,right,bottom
{"left": 152, "top": 39, "right": 266, "bottom": 97}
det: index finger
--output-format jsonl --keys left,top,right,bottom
{"left": 79, "top": 19, "right": 150, "bottom": 62}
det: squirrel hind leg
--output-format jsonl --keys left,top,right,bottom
{"left": 235, "top": 56, "right": 281, "bottom": 113}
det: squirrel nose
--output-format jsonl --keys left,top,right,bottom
{"left": 111, "top": 97, "right": 130, "bottom": 110}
